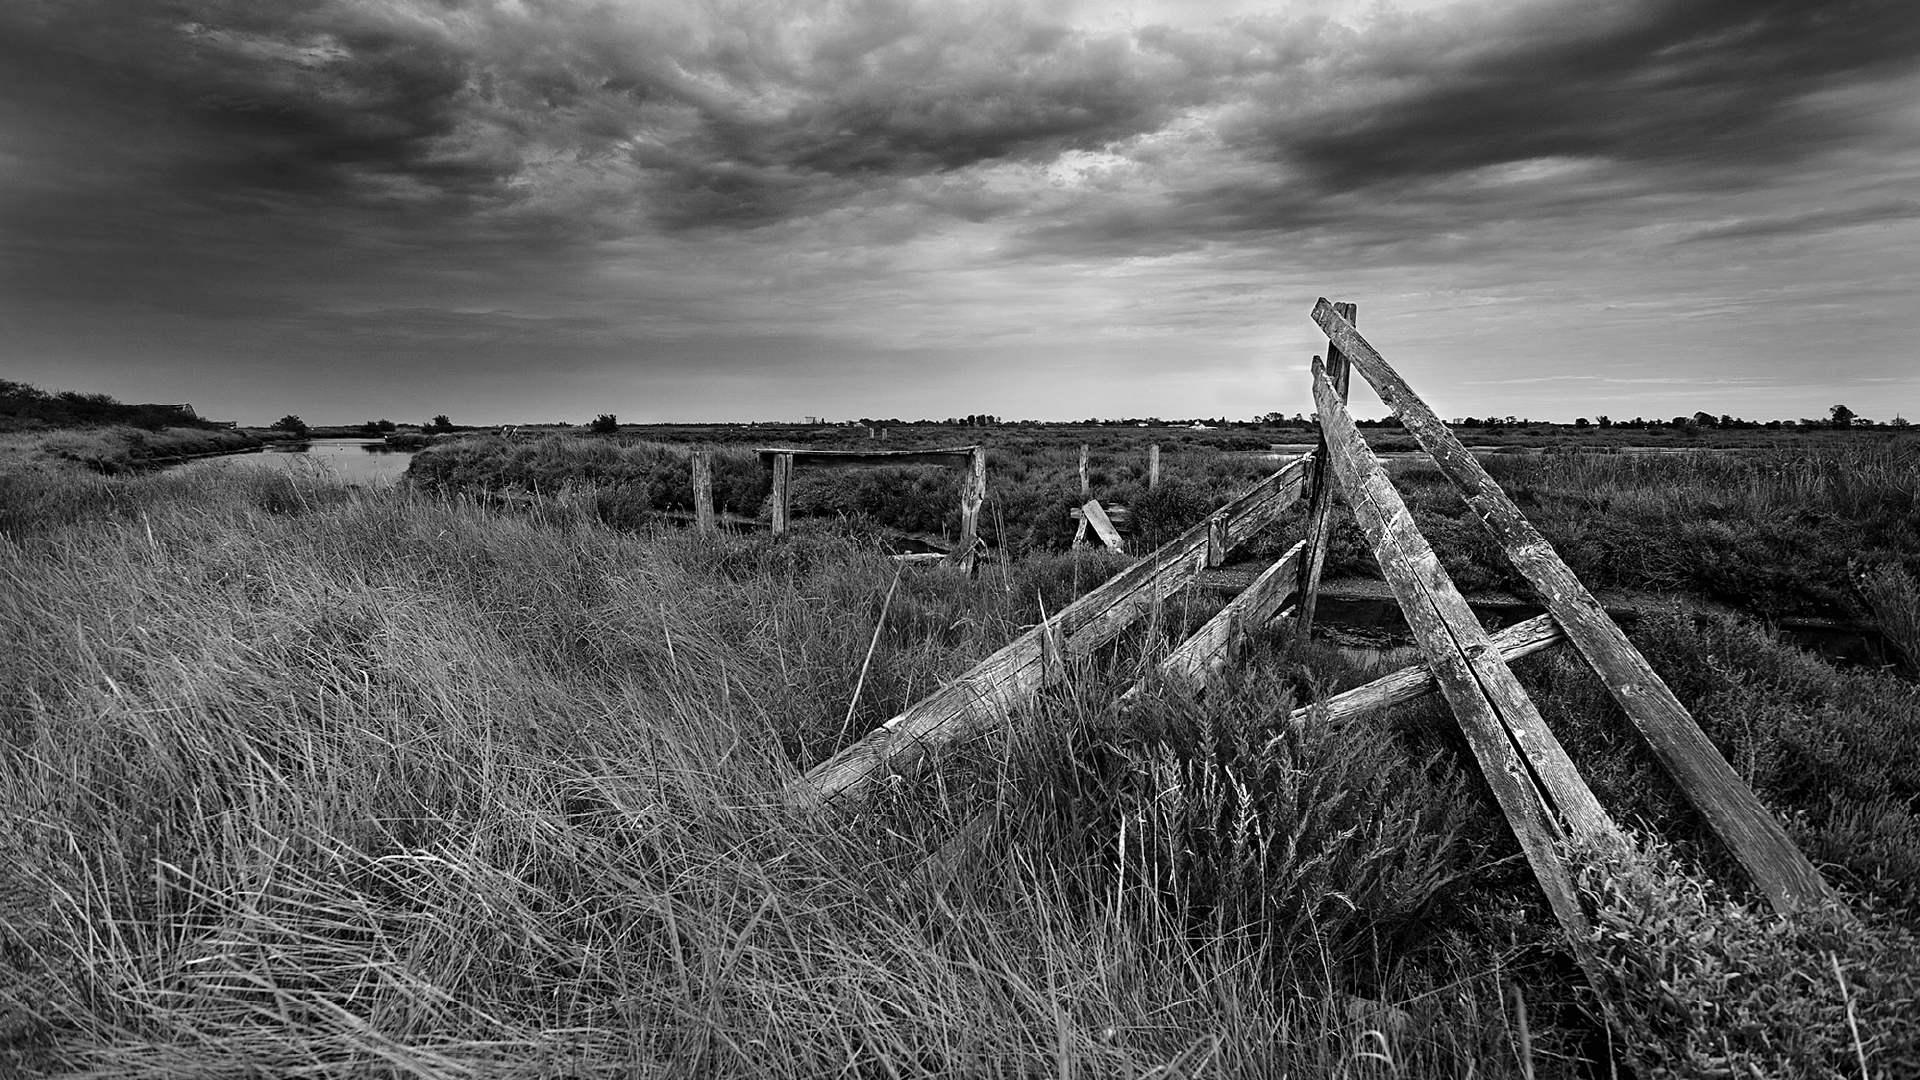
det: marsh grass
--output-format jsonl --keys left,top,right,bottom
{"left": 2, "top": 426, "right": 264, "bottom": 473}
{"left": 406, "top": 432, "right": 1283, "bottom": 556}
{"left": 6, "top": 455, "right": 1918, "bottom": 1077}
{"left": 1351, "top": 437, "right": 1920, "bottom": 618}
{"left": 3, "top": 462, "right": 1576, "bottom": 1078}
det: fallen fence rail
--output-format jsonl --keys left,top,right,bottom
{"left": 786, "top": 452, "right": 1312, "bottom": 807}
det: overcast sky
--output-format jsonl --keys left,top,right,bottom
{"left": 3, "top": 0, "right": 1916, "bottom": 426}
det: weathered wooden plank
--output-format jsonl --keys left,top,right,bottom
{"left": 1079, "top": 444, "right": 1091, "bottom": 499}
{"left": 1069, "top": 506, "right": 1133, "bottom": 527}
{"left": 755, "top": 445, "right": 981, "bottom": 470}
{"left": 1314, "top": 356, "right": 1616, "bottom": 953}
{"left": 948, "top": 446, "right": 988, "bottom": 569}
{"left": 691, "top": 450, "right": 716, "bottom": 537}
{"left": 1082, "top": 499, "right": 1125, "bottom": 553}
{"left": 1148, "top": 444, "right": 1161, "bottom": 491}
{"left": 1295, "top": 301, "right": 1356, "bottom": 648}
{"left": 1122, "top": 540, "right": 1306, "bottom": 705}
{"left": 787, "top": 454, "right": 1313, "bottom": 807}
{"left": 1314, "top": 356, "right": 1618, "bottom": 845}
{"left": 1312, "top": 299, "right": 1833, "bottom": 913}
{"left": 1277, "top": 614, "right": 1566, "bottom": 734}
{"left": 769, "top": 452, "right": 793, "bottom": 536}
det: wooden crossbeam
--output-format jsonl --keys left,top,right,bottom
{"left": 1312, "top": 299, "right": 1832, "bottom": 913}
{"left": 755, "top": 445, "right": 982, "bottom": 469}
{"left": 1274, "top": 613, "right": 1566, "bottom": 735}
{"left": 1121, "top": 540, "right": 1306, "bottom": 705}
{"left": 1312, "top": 354, "right": 1622, "bottom": 950}
{"left": 787, "top": 454, "right": 1313, "bottom": 807}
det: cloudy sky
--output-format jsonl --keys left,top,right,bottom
{"left": 3, "top": 0, "right": 1916, "bottom": 426}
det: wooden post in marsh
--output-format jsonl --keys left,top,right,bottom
{"left": 1312, "top": 352, "right": 1620, "bottom": 959}
{"left": 1311, "top": 298, "right": 1834, "bottom": 913}
{"left": 1079, "top": 444, "right": 1090, "bottom": 499}
{"left": 1295, "top": 301, "right": 1355, "bottom": 649}
{"left": 788, "top": 454, "right": 1313, "bottom": 807}
{"left": 1148, "top": 444, "right": 1160, "bottom": 490}
{"left": 691, "top": 450, "right": 716, "bottom": 537}
{"left": 770, "top": 452, "right": 794, "bottom": 537}
{"left": 1081, "top": 500, "right": 1125, "bottom": 553}
{"left": 948, "top": 446, "right": 988, "bottom": 568}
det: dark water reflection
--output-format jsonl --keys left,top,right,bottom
{"left": 180, "top": 438, "right": 416, "bottom": 487}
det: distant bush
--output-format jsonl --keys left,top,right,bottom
{"left": 1, "top": 379, "right": 226, "bottom": 432}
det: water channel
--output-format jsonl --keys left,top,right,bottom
{"left": 177, "top": 438, "right": 418, "bottom": 487}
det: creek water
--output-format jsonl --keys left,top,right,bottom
{"left": 177, "top": 438, "right": 418, "bottom": 487}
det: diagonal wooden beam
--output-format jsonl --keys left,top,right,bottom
{"left": 1274, "top": 613, "right": 1568, "bottom": 737}
{"left": 787, "top": 455, "right": 1314, "bottom": 807}
{"left": 1313, "top": 354, "right": 1622, "bottom": 951}
{"left": 1120, "top": 540, "right": 1307, "bottom": 706}
{"left": 1312, "top": 299, "right": 1832, "bottom": 913}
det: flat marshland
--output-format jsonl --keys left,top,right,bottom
{"left": 3, "top": 431, "right": 1919, "bottom": 1077}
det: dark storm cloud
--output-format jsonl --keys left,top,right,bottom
{"left": 1267, "top": 0, "right": 1920, "bottom": 186}
{"left": 4, "top": 0, "right": 1916, "bottom": 424}
{"left": 1017, "top": 0, "right": 1920, "bottom": 253}
{"left": 6, "top": 0, "right": 1916, "bottom": 247}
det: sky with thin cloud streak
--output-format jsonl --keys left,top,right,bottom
{"left": 3, "top": 0, "right": 1915, "bottom": 425}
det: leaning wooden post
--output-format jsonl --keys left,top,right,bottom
{"left": 1294, "top": 301, "right": 1356, "bottom": 649}
{"left": 1311, "top": 353, "right": 1621, "bottom": 965}
{"left": 948, "top": 446, "right": 987, "bottom": 568}
{"left": 1311, "top": 298, "right": 1834, "bottom": 913}
{"left": 1148, "top": 444, "right": 1161, "bottom": 490}
{"left": 1079, "top": 444, "right": 1090, "bottom": 499}
{"left": 770, "top": 452, "right": 794, "bottom": 537}
{"left": 691, "top": 450, "right": 716, "bottom": 536}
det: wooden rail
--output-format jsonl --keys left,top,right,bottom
{"left": 1120, "top": 540, "right": 1307, "bottom": 705}
{"left": 1311, "top": 299, "right": 1832, "bottom": 913}
{"left": 786, "top": 454, "right": 1313, "bottom": 807}
{"left": 1274, "top": 613, "right": 1566, "bottom": 733}
{"left": 757, "top": 445, "right": 987, "bottom": 568}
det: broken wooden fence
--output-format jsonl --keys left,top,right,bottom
{"left": 787, "top": 453, "right": 1312, "bottom": 806}
{"left": 754, "top": 445, "right": 987, "bottom": 567}
{"left": 787, "top": 299, "right": 1830, "bottom": 971}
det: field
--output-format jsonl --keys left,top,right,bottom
{"left": 3, "top": 427, "right": 1919, "bottom": 1077}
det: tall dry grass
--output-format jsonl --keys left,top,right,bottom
{"left": 3, "top": 462, "right": 1574, "bottom": 1078}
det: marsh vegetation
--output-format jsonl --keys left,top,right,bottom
{"left": 2, "top": 426, "right": 1918, "bottom": 1077}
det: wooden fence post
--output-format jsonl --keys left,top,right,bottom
{"left": 770, "top": 452, "right": 793, "bottom": 537}
{"left": 1295, "top": 301, "right": 1356, "bottom": 649}
{"left": 949, "top": 446, "right": 987, "bottom": 567}
{"left": 1079, "top": 444, "right": 1090, "bottom": 499}
{"left": 1148, "top": 444, "right": 1160, "bottom": 490}
{"left": 691, "top": 450, "right": 716, "bottom": 537}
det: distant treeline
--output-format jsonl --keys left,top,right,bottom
{"left": 0, "top": 379, "right": 226, "bottom": 432}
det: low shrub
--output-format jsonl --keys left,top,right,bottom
{"left": 1581, "top": 839, "right": 1920, "bottom": 1079}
